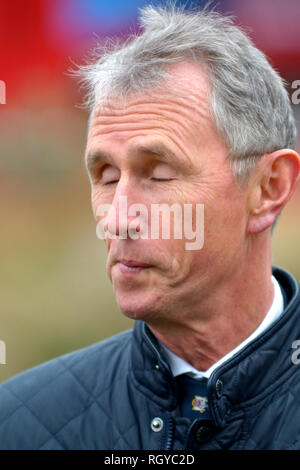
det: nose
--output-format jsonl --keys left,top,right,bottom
{"left": 97, "top": 179, "right": 148, "bottom": 240}
{"left": 106, "top": 195, "right": 137, "bottom": 239}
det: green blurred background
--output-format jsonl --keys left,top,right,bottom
{"left": 1, "top": 0, "right": 300, "bottom": 383}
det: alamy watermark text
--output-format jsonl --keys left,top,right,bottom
{"left": 95, "top": 197, "right": 204, "bottom": 250}
{"left": 0, "top": 340, "right": 6, "bottom": 365}
{"left": 0, "top": 80, "right": 6, "bottom": 104}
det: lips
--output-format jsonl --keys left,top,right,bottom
{"left": 119, "top": 259, "right": 152, "bottom": 268}
{"left": 116, "top": 259, "right": 153, "bottom": 276}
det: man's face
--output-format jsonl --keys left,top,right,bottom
{"left": 85, "top": 62, "right": 249, "bottom": 323}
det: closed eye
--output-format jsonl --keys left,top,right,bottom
{"left": 151, "top": 177, "right": 176, "bottom": 181}
{"left": 101, "top": 165, "right": 120, "bottom": 184}
{"left": 151, "top": 162, "right": 177, "bottom": 181}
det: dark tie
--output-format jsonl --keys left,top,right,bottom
{"left": 176, "top": 374, "right": 211, "bottom": 421}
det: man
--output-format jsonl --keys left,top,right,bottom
{"left": 0, "top": 4, "right": 300, "bottom": 450}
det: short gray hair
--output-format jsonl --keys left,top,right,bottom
{"left": 74, "top": 2, "right": 297, "bottom": 187}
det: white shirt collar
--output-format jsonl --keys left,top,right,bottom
{"left": 160, "top": 275, "right": 284, "bottom": 379}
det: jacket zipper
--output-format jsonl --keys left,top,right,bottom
{"left": 163, "top": 411, "right": 174, "bottom": 450}
{"left": 142, "top": 323, "right": 176, "bottom": 450}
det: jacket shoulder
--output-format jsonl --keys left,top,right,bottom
{"left": 0, "top": 328, "right": 132, "bottom": 449}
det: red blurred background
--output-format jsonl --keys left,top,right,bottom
{"left": 1, "top": 0, "right": 300, "bottom": 105}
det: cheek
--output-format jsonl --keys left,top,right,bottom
{"left": 159, "top": 237, "right": 196, "bottom": 282}
{"left": 202, "top": 198, "right": 247, "bottom": 268}
{"left": 195, "top": 175, "right": 247, "bottom": 235}
{"left": 91, "top": 185, "right": 112, "bottom": 204}
{"left": 91, "top": 186, "right": 114, "bottom": 218}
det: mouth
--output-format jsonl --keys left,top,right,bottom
{"left": 117, "top": 259, "right": 153, "bottom": 275}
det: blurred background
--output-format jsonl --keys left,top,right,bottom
{"left": 1, "top": 0, "right": 300, "bottom": 383}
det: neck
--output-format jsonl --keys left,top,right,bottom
{"left": 147, "top": 236, "right": 274, "bottom": 372}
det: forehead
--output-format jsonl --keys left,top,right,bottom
{"left": 86, "top": 61, "right": 219, "bottom": 165}
{"left": 90, "top": 61, "right": 211, "bottom": 127}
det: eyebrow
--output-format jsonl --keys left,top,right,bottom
{"left": 85, "top": 149, "right": 113, "bottom": 175}
{"left": 85, "top": 142, "right": 188, "bottom": 175}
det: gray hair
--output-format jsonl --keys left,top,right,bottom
{"left": 74, "top": 2, "right": 296, "bottom": 228}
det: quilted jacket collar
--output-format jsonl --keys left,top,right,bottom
{"left": 130, "top": 266, "right": 300, "bottom": 428}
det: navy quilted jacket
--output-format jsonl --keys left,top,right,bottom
{"left": 0, "top": 266, "right": 300, "bottom": 450}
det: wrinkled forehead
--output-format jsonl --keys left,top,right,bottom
{"left": 88, "top": 60, "right": 212, "bottom": 133}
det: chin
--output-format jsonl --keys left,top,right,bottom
{"left": 116, "top": 292, "right": 164, "bottom": 321}
{"left": 118, "top": 301, "right": 154, "bottom": 320}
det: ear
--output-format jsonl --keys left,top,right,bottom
{"left": 247, "top": 149, "right": 300, "bottom": 234}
